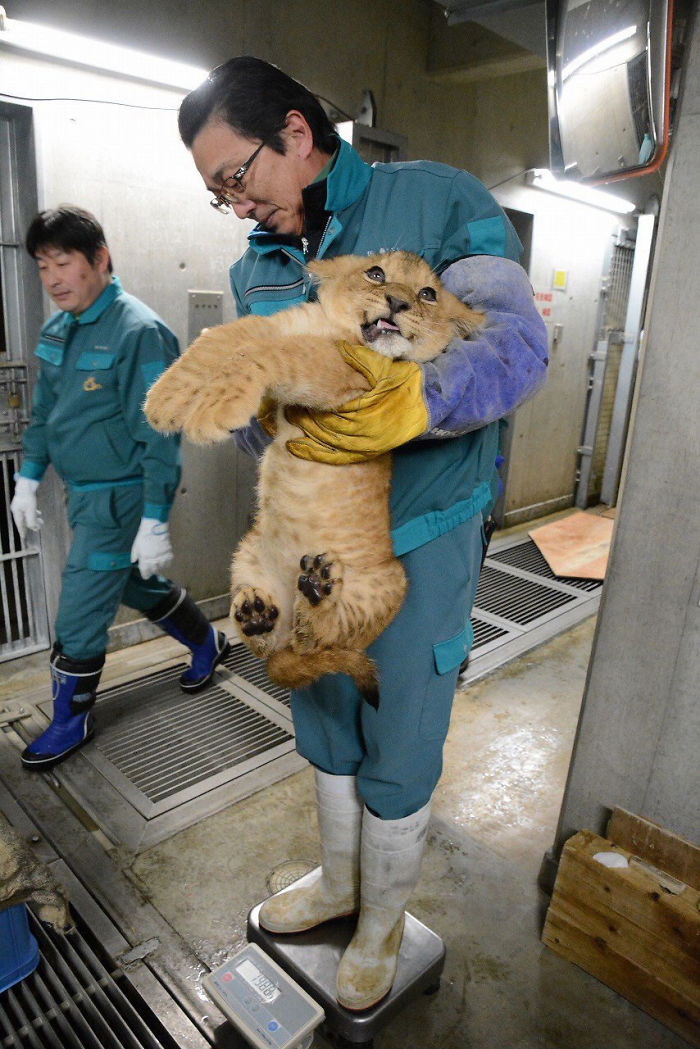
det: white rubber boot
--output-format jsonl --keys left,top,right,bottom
{"left": 259, "top": 770, "right": 362, "bottom": 933}
{"left": 335, "top": 802, "right": 431, "bottom": 1011}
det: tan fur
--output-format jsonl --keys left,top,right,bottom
{"left": 145, "top": 251, "right": 482, "bottom": 702}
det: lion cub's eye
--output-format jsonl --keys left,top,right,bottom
{"left": 364, "top": 266, "right": 386, "bottom": 284}
{"left": 418, "top": 286, "right": 437, "bottom": 303}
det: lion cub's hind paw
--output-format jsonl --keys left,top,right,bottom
{"left": 233, "top": 586, "right": 279, "bottom": 636}
{"left": 297, "top": 553, "right": 342, "bottom": 607}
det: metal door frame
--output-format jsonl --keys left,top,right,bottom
{"left": 601, "top": 213, "right": 656, "bottom": 504}
{"left": 575, "top": 217, "right": 656, "bottom": 509}
{"left": 0, "top": 101, "right": 50, "bottom": 660}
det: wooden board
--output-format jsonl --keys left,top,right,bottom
{"left": 607, "top": 807, "right": 700, "bottom": 891}
{"left": 545, "top": 909, "right": 700, "bottom": 1046}
{"left": 529, "top": 511, "right": 613, "bottom": 579}
{"left": 542, "top": 829, "right": 700, "bottom": 1047}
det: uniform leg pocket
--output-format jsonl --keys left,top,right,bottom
{"left": 418, "top": 626, "right": 473, "bottom": 742}
{"left": 415, "top": 521, "right": 483, "bottom": 742}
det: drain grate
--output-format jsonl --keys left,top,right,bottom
{"left": 32, "top": 647, "right": 305, "bottom": 852}
{"left": 0, "top": 910, "right": 182, "bottom": 1049}
{"left": 472, "top": 616, "right": 510, "bottom": 648}
{"left": 96, "top": 679, "right": 292, "bottom": 805}
{"left": 464, "top": 535, "right": 603, "bottom": 682}
{"left": 474, "top": 565, "right": 577, "bottom": 625}
{"left": 221, "top": 645, "right": 291, "bottom": 706}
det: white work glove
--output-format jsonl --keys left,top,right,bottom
{"left": 130, "top": 517, "right": 173, "bottom": 579}
{"left": 10, "top": 476, "right": 43, "bottom": 543}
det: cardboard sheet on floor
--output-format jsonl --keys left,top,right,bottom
{"left": 529, "top": 511, "right": 613, "bottom": 580}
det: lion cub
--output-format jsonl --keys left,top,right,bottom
{"left": 145, "top": 251, "right": 482, "bottom": 705}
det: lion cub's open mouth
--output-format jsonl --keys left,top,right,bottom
{"left": 361, "top": 316, "right": 409, "bottom": 353}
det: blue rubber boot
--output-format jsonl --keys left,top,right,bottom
{"left": 147, "top": 586, "right": 231, "bottom": 693}
{"left": 21, "top": 649, "right": 103, "bottom": 770}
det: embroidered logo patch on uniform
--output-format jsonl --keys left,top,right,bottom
{"left": 83, "top": 376, "right": 103, "bottom": 391}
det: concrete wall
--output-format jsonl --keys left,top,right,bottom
{"left": 553, "top": 13, "right": 700, "bottom": 849}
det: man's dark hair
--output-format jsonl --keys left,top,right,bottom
{"left": 25, "top": 206, "right": 113, "bottom": 272}
{"left": 178, "top": 56, "right": 338, "bottom": 155}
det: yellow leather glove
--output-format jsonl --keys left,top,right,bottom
{"left": 257, "top": 396, "right": 278, "bottom": 437}
{"left": 285, "top": 342, "right": 429, "bottom": 465}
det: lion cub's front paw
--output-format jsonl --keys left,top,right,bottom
{"left": 145, "top": 373, "right": 194, "bottom": 433}
{"left": 181, "top": 384, "right": 254, "bottom": 444}
{"left": 232, "top": 586, "right": 280, "bottom": 637}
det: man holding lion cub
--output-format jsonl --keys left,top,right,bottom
{"left": 164, "top": 56, "right": 548, "bottom": 1011}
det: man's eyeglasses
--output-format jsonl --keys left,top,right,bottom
{"left": 210, "top": 142, "right": 265, "bottom": 213}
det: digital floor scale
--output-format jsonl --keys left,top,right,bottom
{"left": 205, "top": 868, "right": 446, "bottom": 1049}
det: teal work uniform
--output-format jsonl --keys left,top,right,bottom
{"left": 230, "top": 141, "right": 548, "bottom": 818}
{"left": 19, "top": 277, "right": 181, "bottom": 660}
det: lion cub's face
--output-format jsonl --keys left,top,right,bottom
{"left": 307, "top": 251, "right": 483, "bottom": 362}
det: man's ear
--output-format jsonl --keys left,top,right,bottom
{"left": 282, "top": 110, "right": 314, "bottom": 159}
{"left": 94, "top": 244, "right": 111, "bottom": 276}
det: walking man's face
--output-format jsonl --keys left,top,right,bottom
{"left": 35, "top": 245, "right": 110, "bottom": 316}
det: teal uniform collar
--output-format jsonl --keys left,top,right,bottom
{"left": 247, "top": 140, "right": 372, "bottom": 256}
{"left": 73, "top": 276, "right": 122, "bottom": 325}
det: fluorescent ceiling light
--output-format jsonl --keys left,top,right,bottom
{"left": 526, "top": 169, "right": 636, "bottom": 214}
{"left": 0, "top": 13, "right": 208, "bottom": 90}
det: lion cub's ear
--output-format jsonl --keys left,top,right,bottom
{"left": 306, "top": 256, "right": 360, "bottom": 283}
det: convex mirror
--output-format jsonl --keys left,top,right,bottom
{"left": 546, "top": 0, "right": 671, "bottom": 182}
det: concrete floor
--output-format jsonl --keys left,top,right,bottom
{"left": 1, "top": 606, "right": 692, "bottom": 1048}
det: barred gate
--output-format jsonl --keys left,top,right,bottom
{"left": 0, "top": 448, "right": 49, "bottom": 660}
{"left": 1, "top": 108, "right": 50, "bottom": 661}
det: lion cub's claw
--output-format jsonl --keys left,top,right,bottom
{"left": 298, "top": 553, "right": 341, "bottom": 607}
{"left": 144, "top": 386, "right": 186, "bottom": 434}
{"left": 233, "top": 588, "right": 279, "bottom": 636}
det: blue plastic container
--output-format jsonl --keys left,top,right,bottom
{"left": 0, "top": 904, "right": 40, "bottom": 993}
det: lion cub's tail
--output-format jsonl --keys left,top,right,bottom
{"left": 266, "top": 646, "right": 379, "bottom": 709}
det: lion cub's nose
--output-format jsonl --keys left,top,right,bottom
{"left": 385, "top": 293, "right": 409, "bottom": 314}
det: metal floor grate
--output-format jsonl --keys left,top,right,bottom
{"left": 31, "top": 648, "right": 305, "bottom": 852}
{"left": 0, "top": 910, "right": 182, "bottom": 1049}
{"left": 221, "top": 645, "right": 291, "bottom": 706}
{"left": 96, "top": 670, "right": 291, "bottom": 805}
{"left": 472, "top": 616, "right": 510, "bottom": 648}
{"left": 464, "top": 535, "right": 603, "bottom": 682}
{"left": 474, "top": 565, "right": 578, "bottom": 625}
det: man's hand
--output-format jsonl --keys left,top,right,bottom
{"left": 130, "top": 517, "right": 173, "bottom": 579}
{"left": 10, "top": 477, "right": 43, "bottom": 543}
{"left": 285, "top": 342, "right": 429, "bottom": 465}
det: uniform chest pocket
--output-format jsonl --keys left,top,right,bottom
{"left": 75, "top": 351, "right": 116, "bottom": 371}
{"left": 75, "top": 351, "right": 116, "bottom": 392}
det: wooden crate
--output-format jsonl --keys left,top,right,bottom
{"left": 542, "top": 823, "right": 700, "bottom": 1046}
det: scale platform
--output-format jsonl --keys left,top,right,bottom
{"left": 247, "top": 869, "right": 445, "bottom": 1048}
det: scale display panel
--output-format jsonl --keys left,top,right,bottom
{"left": 204, "top": 943, "right": 325, "bottom": 1049}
